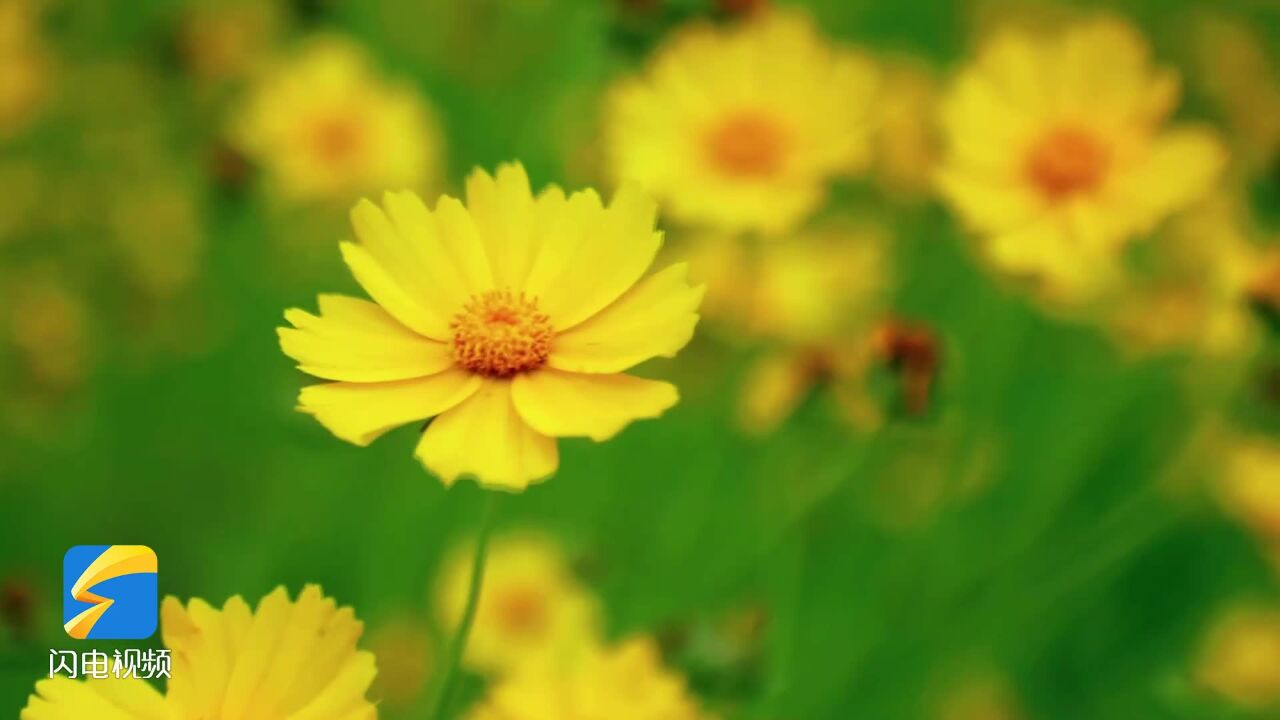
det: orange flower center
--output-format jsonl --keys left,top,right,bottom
{"left": 706, "top": 111, "right": 787, "bottom": 179}
{"left": 308, "top": 114, "right": 365, "bottom": 165}
{"left": 493, "top": 586, "right": 548, "bottom": 637}
{"left": 1025, "top": 127, "right": 1109, "bottom": 200}
{"left": 451, "top": 290, "right": 552, "bottom": 377}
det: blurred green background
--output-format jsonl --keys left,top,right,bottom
{"left": 2, "top": 0, "right": 1280, "bottom": 718}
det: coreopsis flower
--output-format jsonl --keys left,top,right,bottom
{"left": 1220, "top": 440, "right": 1280, "bottom": 543}
{"left": 935, "top": 672, "right": 1024, "bottom": 720}
{"left": 1187, "top": 15, "right": 1280, "bottom": 175}
{"left": 937, "top": 17, "right": 1226, "bottom": 300}
{"left": 368, "top": 613, "right": 433, "bottom": 708}
{"left": 683, "top": 227, "right": 889, "bottom": 433}
{"left": 0, "top": 0, "right": 49, "bottom": 138}
{"left": 1107, "top": 194, "right": 1260, "bottom": 356}
{"left": 21, "top": 585, "right": 377, "bottom": 720}
{"left": 873, "top": 59, "right": 941, "bottom": 199}
{"left": 467, "top": 636, "right": 709, "bottom": 720}
{"left": 279, "top": 163, "right": 703, "bottom": 490}
{"left": 231, "top": 36, "right": 441, "bottom": 202}
{"left": 1195, "top": 605, "right": 1280, "bottom": 709}
{"left": 605, "top": 9, "right": 878, "bottom": 234}
{"left": 437, "top": 533, "right": 601, "bottom": 675}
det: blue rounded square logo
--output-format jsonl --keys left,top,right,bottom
{"left": 62, "top": 545, "right": 158, "bottom": 640}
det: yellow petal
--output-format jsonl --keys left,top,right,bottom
{"left": 415, "top": 380, "right": 558, "bottom": 491}
{"left": 465, "top": 163, "right": 539, "bottom": 289}
{"left": 1110, "top": 126, "right": 1226, "bottom": 231}
{"left": 279, "top": 297, "right": 454, "bottom": 382}
{"left": 339, "top": 241, "right": 447, "bottom": 339}
{"left": 21, "top": 678, "right": 167, "bottom": 720}
{"left": 511, "top": 369, "right": 678, "bottom": 441}
{"left": 549, "top": 263, "right": 704, "bottom": 374}
{"left": 935, "top": 169, "right": 1045, "bottom": 234}
{"left": 298, "top": 368, "right": 482, "bottom": 446}
{"left": 738, "top": 352, "right": 812, "bottom": 435}
{"left": 381, "top": 190, "right": 494, "bottom": 308}
{"left": 524, "top": 183, "right": 663, "bottom": 331}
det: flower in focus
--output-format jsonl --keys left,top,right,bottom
{"left": 231, "top": 36, "right": 442, "bottom": 202}
{"left": 937, "top": 17, "right": 1226, "bottom": 300}
{"left": 279, "top": 162, "right": 703, "bottom": 490}
{"left": 0, "top": 0, "right": 49, "bottom": 138}
{"left": 466, "top": 636, "right": 709, "bottom": 720}
{"left": 605, "top": 9, "right": 878, "bottom": 234}
{"left": 437, "top": 533, "right": 601, "bottom": 675}
{"left": 1195, "top": 605, "right": 1280, "bottom": 709}
{"left": 684, "top": 227, "right": 889, "bottom": 433}
{"left": 21, "top": 585, "right": 377, "bottom": 720}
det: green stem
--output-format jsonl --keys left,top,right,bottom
{"left": 429, "top": 493, "right": 500, "bottom": 720}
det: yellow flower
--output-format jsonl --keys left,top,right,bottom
{"left": 0, "top": 0, "right": 49, "bottom": 138}
{"left": 278, "top": 162, "right": 703, "bottom": 490}
{"left": 1107, "top": 193, "right": 1261, "bottom": 356}
{"left": 872, "top": 58, "right": 941, "bottom": 199}
{"left": 1220, "top": 440, "right": 1280, "bottom": 542}
{"left": 232, "top": 36, "right": 441, "bottom": 202}
{"left": 467, "top": 636, "right": 709, "bottom": 720}
{"left": 605, "top": 10, "right": 878, "bottom": 234}
{"left": 437, "top": 533, "right": 601, "bottom": 675}
{"left": 937, "top": 17, "right": 1226, "bottom": 300}
{"left": 682, "top": 227, "right": 889, "bottom": 433}
{"left": 21, "top": 585, "right": 377, "bottom": 720}
{"left": 1196, "top": 605, "right": 1280, "bottom": 709}
{"left": 368, "top": 613, "right": 433, "bottom": 709}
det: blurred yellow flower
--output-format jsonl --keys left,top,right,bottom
{"left": 231, "top": 36, "right": 441, "bottom": 202}
{"left": 937, "top": 17, "right": 1226, "bottom": 300}
{"left": 1107, "top": 193, "right": 1261, "bottom": 356}
{"left": 369, "top": 613, "right": 433, "bottom": 709}
{"left": 279, "top": 163, "right": 703, "bottom": 490}
{"left": 873, "top": 58, "right": 941, "bottom": 199}
{"left": 1188, "top": 15, "right": 1280, "bottom": 175}
{"left": 1220, "top": 440, "right": 1280, "bottom": 543}
{"left": 605, "top": 9, "right": 878, "bottom": 234}
{"left": 1196, "top": 605, "right": 1280, "bottom": 709}
{"left": 467, "top": 636, "right": 709, "bottom": 720}
{"left": 21, "top": 585, "right": 377, "bottom": 720}
{"left": 437, "top": 533, "right": 601, "bottom": 675}
{"left": 935, "top": 672, "right": 1023, "bottom": 720}
{"left": 683, "top": 226, "right": 890, "bottom": 433}
{"left": 0, "top": 0, "right": 48, "bottom": 138}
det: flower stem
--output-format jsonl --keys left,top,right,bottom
{"left": 429, "top": 492, "right": 500, "bottom": 720}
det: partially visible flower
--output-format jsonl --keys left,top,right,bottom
{"left": 1195, "top": 605, "right": 1280, "bottom": 709}
{"left": 937, "top": 17, "right": 1226, "bottom": 301}
{"left": 935, "top": 672, "right": 1023, "bottom": 720}
{"left": 6, "top": 271, "right": 87, "bottom": 390}
{"left": 176, "top": 1, "right": 280, "bottom": 88}
{"left": 231, "top": 36, "right": 442, "bottom": 202}
{"left": 1220, "top": 439, "right": 1280, "bottom": 542}
{"left": 1108, "top": 193, "right": 1261, "bottom": 357}
{"left": 683, "top": 226, "right": 890, "bottom": 433}
{"left": 1187, "top": 14, "right": 1280, "bottom": 175}
{"left": 369, "top": 613, "right": 433, "bottom": 709}
{"left": 605, "top": 9, "right": 878, "bottom": 234}
{"left": 873, "top": 58, "right": 941, "bottom": 199}
{"left": 21, "top": 585, "right": 378, "bottom": 720}
{"left": 0, "top": 0, "right": 48, "bottom": 138}
{"left": 466, "top": 636, "right": 709, "bottom": 720}
{"left": 437, "top": 533, "right": 601, "bottom": 675}
{"left": 279, "top": 163, "right": 703, "bottom": 491}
